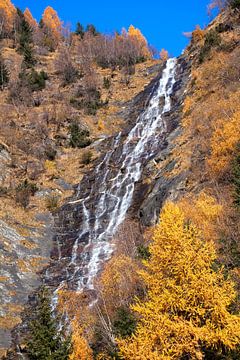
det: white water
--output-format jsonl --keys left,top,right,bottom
{"left": 53, "top": 58, "right": 177, "bottom": 294}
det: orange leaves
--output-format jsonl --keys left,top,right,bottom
{"left": 208, "top": 108, "right": 240, "bottom": 177}
{"left": 0, "top": 0, "right": 16, "bottom": 33}
{"left": 24, "top": 8, "right": 37, "bottom": 29}
{"left": 42, "top": 6, "right": 62, "bottom": 42}
{"left": 159, "top": 48, "right": 169, "bottom": 62}
{"left": 118, "top": 202, "right": 240, "bottom": 359}
{"left": 192, "top": 25, "right": 205, "bottom": 43}
{"left": 98, "top": 254, "right": 141, "bottom": 314}
{"left": 69, "top": 321, "right": 93, "bottom": 360}
{"left": 127, "top": 25, "right": 151, "bottom": 59}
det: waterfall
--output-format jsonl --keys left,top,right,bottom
{"left": 50, "top": 58, "right": 177, "bottom": 295}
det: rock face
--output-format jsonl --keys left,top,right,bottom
{"left": 43, "top": 56, "right": 191, "bottom": 297}
{"left": 138, "top": 56, "right": 191, "bottom": 225}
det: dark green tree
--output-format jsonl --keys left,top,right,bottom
{"left": 15, "top": 8, "right": 35, "bottom": 67}
{"left": 86, "top": 24, "right": 98, "bottom": 36}
{"left": 75, "top": 22, "right": 85, "bottom": 38}
{"left": 69, "top": 122, "right": 91, "bottom": 148}
{"left": 0, "top": 56, "right": 9, "bottom": 90}
{"left": 26, "top": 286, "right": 71, "bottom": 360}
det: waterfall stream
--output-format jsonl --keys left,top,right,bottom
{"left": 49, "top": 58, "right": 177, "bottom": 296}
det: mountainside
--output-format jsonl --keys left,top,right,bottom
{"left": 0, "top": 2, "right": 240, "bottom": 359}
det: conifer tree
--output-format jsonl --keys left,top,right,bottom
{"left": 0, "top": 55, "right": 9, "bottom": 89}
{"left": 75, "top": 22, "right": 84, "bottom": 38}
{"left": 26, "top": 286, "right": 71, "bottom": 360}
{"left": 15, "top": 8, "right": 35, "bottom": 66}
{"left": 118, "top": 202, "right": 240, "bottom": 359}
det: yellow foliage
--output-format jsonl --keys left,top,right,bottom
{"left": 192, "top": 25, "right": 205, "bottom": 43}
{"left": 69, "top": 320, "right": 93, "bottom": 360}
{"left": 97, "top": 118, "right": 105, "bottom": 131}
{"left": 118, "top": 202, "right": 240, "bottom": 359}
{"left": 128, "top": 25, "right": 151, "bottom": 59}
{"left": 24, "top": 8, "right": 37, "bottom": 29}
{"left": 99, "top": 254, "right": 140, "bottom": 314}
{"left": 0, "top": 0, "right": 16, "bottom": 32}
{"left": 208, "top": 109, "right": 240, "bottom": 177}
{"left": 183, "top": 96, "right": 194, "bottom": 115}
{"left": 159, "top": 49, "right": 169, "bottom": 61}
{"left": 179, "top": 192, "right": 222, "bottom": 242}
{"left": 42, "top": 6, "right": 62, "bottom": 42}
{"left": 45, "top": 159, "right": 57, "bottom": 175}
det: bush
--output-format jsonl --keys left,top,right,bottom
{"left": 137, "top": 244, "right": 150, "bottom": 260}
{"left": 231, "top": 0, "right": 240, "bottom": 8}
{"left": 17, "top": 69, "right": 48, "bottom": 93}
{"left": 0, "top": 56, "right": 9, "bottom": 89}
{"left": 81, "top": 150, "right": 93, "bottom": 165}
{"left": 45, "top": 194, "right": 59, "bottom": 212}
{"left": 199, "top": 30, "right": 221, "bottom": 63}
{"left": 113, "top": 307, "right": 137, "bottom": 338}
{"left": 45, "top": 145, "right": 57, "bottom": 161}
{"left": 16, "top": 179, "right": 38, "bottom": 208}
{"left": 103, "top": 76, "right": 111, "bottom": 89}
{"left": 69, "top": 122, "right": 91, "bottom": 148}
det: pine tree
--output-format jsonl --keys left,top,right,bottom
{"left": 16, "top": 8, "right": 35, "bottom": 67}
{"left": 0, "top": 55, "right": 9, "bottom": 89}
{"left": 26, "top": 286, "right": 71, "bottom": 360}
{"left": 118, "top": 202, "right": 240, "bottom": 359}
{"left": 75, "top": 22, "right": 84, "bottom": 38}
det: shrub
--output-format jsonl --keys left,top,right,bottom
{"left": 137, "top": 244, "right": 150, "bottom": 260}
{"left": 113, "top": 307, "right": 137, "bottom": 339}
{"left": 81, "top": 150, "right": 93, "bottom": 165}
{"left": 69, "top": 122, "right": 91, "bottom": 148}
{"left": 231, "top": 0, "right": 240, "bottom": 8}
{"left": 103, "top": 76, "right": 111, "bottom": 89}
{"left": 45, "top": 194, "right": 59, "bottom": 212}
{"left": 28, "top": 70, "right": 48, "bottom": 91}
{"left": 0, "top": 56, "right": 9, "bottom": 89}
{"left": 199, "top": 30, "right": 221, "bottom": 63}
{"left": 45, "top": 145, "right": 57, "bottom": 161}
{"left": 16, "top": 179, "right": 38, "bottom": 208}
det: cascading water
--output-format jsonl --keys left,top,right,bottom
{"left": 48, "top": 58, "right": 177, "bottom": 295}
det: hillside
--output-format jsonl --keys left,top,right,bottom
{"left": 0, "top": 1, "right": 240, "bottom": 359}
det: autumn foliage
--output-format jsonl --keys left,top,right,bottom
{"left": 0, "top": 0, "right": 16, "bottom": 35}
{"left": 118, "top": 202, "right": 240, "bottom": 359}
{"left": 42, "top": 6, "right": 62, "bottom": 43}
{"left": 24, "top": 8, "right": 37, "bottom": 29}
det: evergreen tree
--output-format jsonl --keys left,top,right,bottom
{"left": 26, "top": 286, "right": 71, "bottom": 360}
{"left": 0, "top": 56, "right": 9, "bottom": 90}
{"left": 16, "top": 8, "right": 35, "bottom": 67}
{"left": 86, "top": 24, "right": 98, "bottom": 36}
{"left": 75, "top": 22, "right": 84, "bottom": 38}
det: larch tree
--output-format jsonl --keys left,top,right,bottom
{"left": 24, "top": 8, "right": 37, "bottom": 29}
{"left": 42, "top": 6, "right": 62, "bottom": 46}
{"left": 118, "top": 202, "right": 240, "bottom": 360}
{"left": 127, "top": 25, "right": 151, "bottom": 60}
{"left": 0, "top": 0, "right": 16, "bottom": 37}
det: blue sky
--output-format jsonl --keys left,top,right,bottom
{"left": 12, "top": 0, "right": 214, "bottom": 56}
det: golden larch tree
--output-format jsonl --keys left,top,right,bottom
{"left": 24, "top": 8, "right": 37, "bottom": 29}
{"left": 42, "top": 6, "right": 62, "bottom": 43}
{"left": 0, "top": 0, "right": 16, "bottom": 35}
{"left": 69, "top": 320, "right": 93, "bottom": 360}
{"left": 128, "top": 25, "right": 151, "bottom": 59}
{"left": 118, "top": 202, "right": 240, "bottom": 360}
